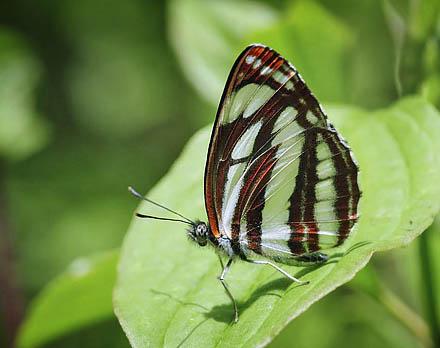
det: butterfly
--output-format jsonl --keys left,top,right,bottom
{"left": 129, "top": 44, "right": 360, "bottom": 323}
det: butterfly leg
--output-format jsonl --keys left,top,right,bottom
{"left": 219, "top": 258, "right": 239, "bottom": 323}
{"left": 217, "top": 254, "right": 225, "bottom": 270}
{"left": 246, "top": 260, "right": 310, "bottom": 285}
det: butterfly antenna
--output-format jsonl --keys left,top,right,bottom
{"left": 134, "top": 213, "right": 192, "bottom": 225}
{"left": 128, "top": 186, "right": 194, "bottom": 224}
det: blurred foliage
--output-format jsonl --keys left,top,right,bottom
{"left": 169, "top": 0, "right": 279, "bottom": 104}
{"left": 430, "top": 217, "right": 440, "bottom": 317}
{"left": 7, "top": 125, "right": 191, "bottom": 291}
{"left": 269, "top": 283, "right": 423, "bottom": 348}
{"left": 17, "top": 251, "right": 118, "bottom": 348}
{"left": 272, "top": 216, "right": 440, "bottom": 348}
{"left": 0, "top": 28, "right": 50, "bottom": 160}
{"left": 250, "top": 0, "right": 354, "bottom": 103}
{"left": 0, "top": 0, "right": 438, "bottom": 347}
{"left": 41, "top": 319, "right": 130, "bottom": 348}
{"left": 60, "top": 1, "right": 186, "bottom": 138}
{"left": 1, "top": 0, "right": 210, "bottom": 295}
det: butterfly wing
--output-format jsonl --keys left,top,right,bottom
{"left": 204, "top": 44, "right": 360, "bottom": 260}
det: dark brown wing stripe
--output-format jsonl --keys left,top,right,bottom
{"left": 204, "top": 44, "right": 360, "bottom": 260}
{"left": 324, "top": 132, "right": 360, "bottom": 246}
{"left": 287, "top": 129, "right": 319, "bottom": 254}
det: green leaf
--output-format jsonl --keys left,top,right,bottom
{"left": 41, "top": 319, "right": 130, "bottom": 348}
{"left": 114, "top": 96, "right": 440, "bottom": 347}
{"left": 168, "top": 0, "right": 278, "bottom": 104}
{"left": 16, "top": 251, "right": 118, "bottom": 348}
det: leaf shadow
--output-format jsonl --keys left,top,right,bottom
{"left": 167, "top": 261, "right": 333, "bottom": 346}
{"left": 150, "top": 240, "right": 372, "bottom": 341}
{"left": 327, "top": 240, "right": 373, "bottom": 261}
{"left": 204, "top": 260, "right": 334, "bottom": 324}
{"left": 204, "top": 241, "right": 372, "bottom": 324}
{"left": 150, "top": 289, "right": 210, "bottom": 311}
{"left": 176, "top": 317, "right": 210, "bottom": 348}
{"left": 203, "top": 277, "right": 293, "bottom": 324}
{"left": 149, "top": 289, "right": 213, "bottom": 347}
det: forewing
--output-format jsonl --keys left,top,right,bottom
{"left": 204, "top": 44, "right": 360, "bottom": 260}
{"left": 205, "top": 44, "right": 286, "bottom": 239}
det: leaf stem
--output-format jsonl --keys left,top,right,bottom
{"left": 418, "top": 222, "right": 440, "bottom": 346}
{"left": 352, "top": 263, "right": 434, "bottom": 346}
{"left": 378, "top": 284, "right": 433, "bottom": 347}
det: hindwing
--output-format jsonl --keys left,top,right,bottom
{"left": 204, "top": 44, "right": 360, "bottom": 260}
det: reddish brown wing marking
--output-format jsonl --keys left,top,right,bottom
{"left": 203, "top": 46, "right": 251, "bottom": 239}
{"left": 204, "top": 44, "right": 282, "bottom": 238}
{"left": 205, "top": 44, "right": 360, "bottom": 258}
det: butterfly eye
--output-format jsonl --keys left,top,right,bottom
{"left": 196, "top": 224, "right": 206, "bottom": 235}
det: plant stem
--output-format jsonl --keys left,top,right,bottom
{"left": 378, "top": 285, "right": 433, "bottom": 347}
{"left": 418, "top": 222, "right": 440, "bottom": 346}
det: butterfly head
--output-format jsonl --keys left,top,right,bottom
{"left": 188, "top": 221, "right": 209, "bottom": 246}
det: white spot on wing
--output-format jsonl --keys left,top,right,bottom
{"left": 272, "top": 71, "right": 290, "bottom": 85}
{"left": 273, "top": 107, "right": 296, "bottom": 133}
{"left": 254, "top": 224, "right": 292, "bottom": 257}
{"left": 314, "top": 200, "right": 337, "bottom": 221}
{"left": 253, "top": 59, "right": 262, "bottom": 69}
{"left": 222, "top": 120, "right": 263, "bottom": 237}
{"left": 315, "top": 178, "right": 336, "bottom": 201}
{"left": 231, "top": 120, "right": 263, "bottom": 160}
{"left": 316, "top": 142, "right": 333, "bottom": 162}
{"left": 316, "top": 158, "right": 336, "bottom": 180}
{"left": 261, "top": 240, "right": 292, "bottom": 257}
{"left": 243, "top": 85, "right": 274, "bottom": 119}
{"left": 316, "top": 225, "right": 339, "bottom": 246}
{"left": 260, "top": 66, "right": 273, "bottom": 75}
{"left": 246, "top": 55, "right": 256, "bottom": 65}
{"left": 306, "top": 111, "right": 319, "bottom": 125}
{"left": 285, "top": 81, "right": 294, "bottom": 90}
{"left": 223, "top": 163, "right": 241, "bottom": 211}
{"left": 224, "top": 84, "right": 259, "bottom": 123}
{"left": 261, "top": 224, "right": 291, "bottom": 240}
